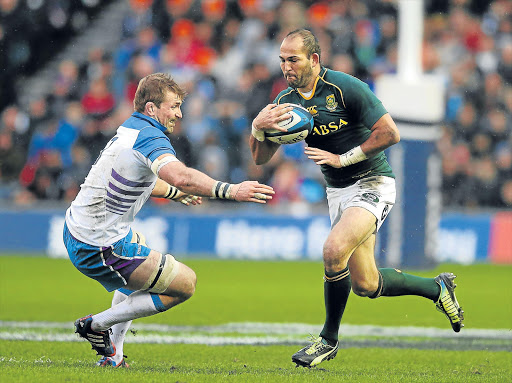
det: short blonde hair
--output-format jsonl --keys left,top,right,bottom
{"left": 133, "top": 73, "right": 187, "bottom": 113}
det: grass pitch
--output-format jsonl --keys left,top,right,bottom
{"left": 0, "top": 255, "right": 511, "bottom": 382}
{"left": 2, "top": 341, "right": 511, "bottom": 383}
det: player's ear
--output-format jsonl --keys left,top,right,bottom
{"left": 146, "top": 102, "right": 155, "bottom": 115}
{"left": 311, "top": 53, "right": 320, "bottom": 67}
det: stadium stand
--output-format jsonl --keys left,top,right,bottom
{"left": 0, "top": 0, "right": 511, "bottom": 209}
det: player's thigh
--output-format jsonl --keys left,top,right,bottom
{"left": 126, "top": 249, "right": 163, "bottom": 290}
{"left": 160, "top": 262, "right": 196, "bottom": 298}
{"left": 324, "top": 206, "right": 376, "bottom": 268}
{"left": 64, "top": 225, "right": 152, "bottom": 292}
{"left": 348, "top": 234, "right": 380, "bottom": 294}
{"left": 127, "top": 251, "right": 196, "bottom": 298}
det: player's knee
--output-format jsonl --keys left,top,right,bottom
{"left": 180, "top": 269, "right": 197, "bottom": 301}
{"left": 323, "top": 240, "right": 349, "bottom": 270}
{"left": 351, "top": 278, "right": 379, "bottom": 297}
{"left": 143, "top": 254, "right": 181, "bottom": 294}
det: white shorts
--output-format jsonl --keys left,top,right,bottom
{"left": 326, "top": 176, "right": 396, "bottom": 233}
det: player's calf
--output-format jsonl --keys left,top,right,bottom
{"left": 351, "top": 277, "right": 380, "bottom": 297}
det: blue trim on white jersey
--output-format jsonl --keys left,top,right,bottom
{"left": 123, "top": 112, "right": 177, "bottom": 161}
{"left": 133, "top": 127, "right": 176, "bottom": 161}
{"left": 131, "top": 112, "right": 167, "bottom": 132}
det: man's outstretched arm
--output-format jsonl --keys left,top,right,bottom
{"left": 156, "top": 155, "right": 274, "bottom": 203}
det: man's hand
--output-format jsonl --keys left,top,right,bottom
{"left": 163, "top": 183, "right": 202, "bottom": 206}
{"left": 229, "top": 181, "right": 275, "bottom": 203}
{"left": 305, "top": 147, "right": 342, "bottom": 168}
{"left": 252, "top": 103, "right": 295, "bottom": 139}
{"left": 174, "top": 194, "right": 202, "bottom": 206}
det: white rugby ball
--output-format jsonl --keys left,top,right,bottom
{"left": 264, "top": 104, "right": 314, "bottom": 145}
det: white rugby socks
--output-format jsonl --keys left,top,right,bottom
{"left": 108, "top": 290, "right": 132, "bottom": 363}
{"left": 91, "top": 291, "right": 165, "bottom": 332}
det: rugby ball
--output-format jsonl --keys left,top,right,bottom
{"left": 264, "top": 104, "right": 314, "bottom": 144}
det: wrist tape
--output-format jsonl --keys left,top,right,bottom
{"left": 251, "top": 124, "right": 265, "bottom": 142}
{"left": 164, "top": 184, "right": 181, "bottom": 200}
{"left": 211, "top": 181, "right": 234, "bottom": 199}
{"left": 339, "top": 145, "right": 367, "bottom": 167}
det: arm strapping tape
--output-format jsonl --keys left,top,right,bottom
{"left": 151, "top": 155, "right": 178, "bottom": 176}
{"left": 251, "top": 124, "right": 265, "bottom": 142}
{"left": 339, "top": 145, "right": 367, "bottom": 167}
{"left": 164, "top": 184, "right": 181, "bottom": 200}
{"left": 211, "top": 181, "right": 235, "bottom": 199}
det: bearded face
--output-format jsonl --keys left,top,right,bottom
{"left": 285, "top": 63, "right": 314, "bottom": 89}
{"left": 279, "top": 36, "right": 318, "bottom": 92}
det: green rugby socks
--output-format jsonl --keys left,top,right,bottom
{"left": 319, "top": 266, "right": 351, "bottom": 343}
{"left": 375, "top": 268, "right": 440, "bottom": 301}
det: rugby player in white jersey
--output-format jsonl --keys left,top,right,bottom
{"left": 64, "top": 73, "right": 274, "bottom": 367}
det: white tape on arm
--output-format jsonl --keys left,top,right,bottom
{"left": 164, "top": 184, "right": 182, "bottom": 200}
{"left": 251, "top": 124, "right": 265, "bottom": 142}
{"left": 151, "top": 155, "right": 178, "bottom": 176}
{"left": 211, "top": 181, "right": 235, "bottom": 199}
{"left": 338, "top": 145, "right": 368, "bottom": 167}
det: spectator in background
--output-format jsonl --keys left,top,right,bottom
{"left": 499, "top": 179, "right": 512, "bottom": 207}
{"left": 122, "top": 0, "right": 153, "bottom": 39}
{"left": 268, "top": 160, "right": 302, "bottom": 206}
{"left": 0, "top": 105, "right": 31, "bottom": 150}
{"left": 166, "top": 119, "right": 195, "bottom": 168}
{"left": 59, "top": 144, "right": 92, "bottom": 203}
{"left": 75, "top": 118, "right": 108, "bottom": 162}
{"left": 2, "top": 0, "right": 512, "bottom": 211}
{"left": 197, "top": 132, "right": 229, "bottom": 181}
{"left": 495, "top": 144, "right": 512, "bottom": 180}
{"left": 49, "top": 60, "right": 81, "bottom": 117}
{"left": 27, "top": 97, "right": 53, "bottom": 130}
{"left": 453, "top": 101, "right": 479, "bottom": 142}
{"left": 473, "top": 156, "right": 502, "bottom": 206}
{"left": 497, "top": 41, "right": 512, "bottom": 83}
{"left": 81, "top": 78, "right": 116, "bottom": 119}
{"left": 482, "top": 71, "right": 505, "bottom": 110}
{"left": 82, "top": 48, "right": 114, "bottom": 86}
{"left": 0, "top": 128, "right": 26, "bottom": 185}
{"left": 245, "top": 62, "right": 275, "bottom": 122}
{"left": 481, "top": 106, "right": 510, "bottom": 146}
{"left": 123, "top": 54, "right": 157, "bottom": 105}
{"left": 27, "top": 149, "right": 64, "bottom": 200}
{"left": 180, "top": 95, "right": 213, "bottom": 145}
{"left": 211, "top": 99, "right": 248, "bottom": 173}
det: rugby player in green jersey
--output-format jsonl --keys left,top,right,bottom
{"left": 249, "top": 29, "right": 464, "bottom": 368}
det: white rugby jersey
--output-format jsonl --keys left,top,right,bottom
{"left": 65, "top": 112, "right": 178, "bottom": 246}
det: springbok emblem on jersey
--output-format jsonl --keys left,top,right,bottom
{"left": 326, "top": 94, "right": 338, "bottom": 111}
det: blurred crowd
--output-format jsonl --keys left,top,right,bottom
{"left": 0, "top": 0, "right": 511, "bottom": 210}
{"left": 0, "top": 0, "right": 115, "bottom": 110}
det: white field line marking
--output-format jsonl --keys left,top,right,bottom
{"left": 0, "top": 321, "right": 510, "bottom": 344}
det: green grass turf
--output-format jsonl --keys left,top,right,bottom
{"left": 1, "top": 341, "right": 511, "bottom": 383}
{"left": 1, "top": 255, "right": 511, "bottom": 382}
{"left": 0, "top": 255, "right": 511, "bottom": 328}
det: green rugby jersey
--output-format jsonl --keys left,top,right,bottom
{"left": 274, "top": 67, "right": 395, "bottom": 188}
